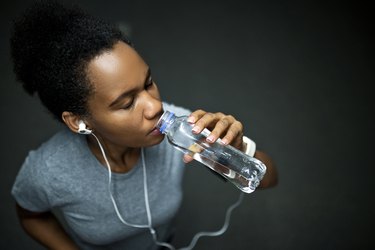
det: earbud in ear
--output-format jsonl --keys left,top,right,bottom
{"left": 78, "top": 120, "right": 92, "bottom": 135}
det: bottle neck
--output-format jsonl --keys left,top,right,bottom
{"left": 156, "top": 111, "right": 176, "bottom": 134}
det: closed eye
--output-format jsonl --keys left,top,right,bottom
{"left": 145, "top": 76, "right": 154, "bottom": 89}
{"left": 121, "top": 97, "right": 135, "bottom": 110}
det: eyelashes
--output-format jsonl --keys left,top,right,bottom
{"left": 122, "top": 77, "right": 154, "bottom": 110}
{"left": 122, "top": 98, "right": 134, "bottom": 110}
{"left": 145, "top": 77, "right": 153, "bottom": 88}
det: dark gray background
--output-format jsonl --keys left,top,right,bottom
{"left": 1, "top": 0, "right": 373, "bottom": 249}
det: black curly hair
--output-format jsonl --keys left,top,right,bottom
{"left": 10, "top": 1, "right": 132, "bottom": 121}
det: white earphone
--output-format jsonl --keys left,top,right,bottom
{"left": 78, "top": 120, "right": 92, "bottom": 135}
{"left": 77, "top": 119, "right": 243, "bottom": 250}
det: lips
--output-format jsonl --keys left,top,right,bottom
{"left": 147, "top": 110, "right": 164, "bottom": 136}
{"left": 149, "top": 127, "right": 162, "bottom": 136}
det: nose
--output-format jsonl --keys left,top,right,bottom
{"left": 141, "top": 91, "right": 163, "bottom": 120}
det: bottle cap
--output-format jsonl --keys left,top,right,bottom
{"left": 157, "top": 111, "right": 175, "bottom": 133}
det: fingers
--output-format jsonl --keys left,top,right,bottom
{"left": 187, "top": 110, "right": 245, "bottom": 150}
{"left": 188, "top": 110, "right": 221, "bottom": 133}
{"left": 187, "top": 109, "right": 206, "bottom": 124}
{"left": 183, "top": 154, "right": 194, "bottom": 163}
{"left": 189, "top": 111, "right": 226, "bottom": 136}
{"left": 221, "top": 121, "right": 244, "bottom": 148}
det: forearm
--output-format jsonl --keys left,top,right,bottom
{"left": 16, "top": 204, "right": 78, "bottom": 250}
{"left": 254, "top": 150, "right": 278, "bottom": 189}
{"left": 241, "top": 138, "right": 278, "bottom": 189}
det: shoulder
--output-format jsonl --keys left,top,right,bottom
{"left": 12, "top": 128, "right": 89, "bottom": 211}
{"left": 27, "top": 128, "right": 82, "bottom": 164}
{"left": 15, "top": 128, "right": 85, "bottom": 186}
{"left": 162, "top": 102, "right": 191, "bottom": 116}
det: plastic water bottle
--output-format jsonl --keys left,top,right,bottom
{"left": 156, "top": 111, "right": 267, "bottom": 193}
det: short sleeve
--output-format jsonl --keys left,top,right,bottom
{"left": 163, "top": 102, "right": 191, "bottom": 117}
{"left": 11, "top": 151, "right": 52, "bottom": 212}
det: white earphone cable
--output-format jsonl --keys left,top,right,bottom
{"left": 90, "top": 132, "right": 244, "bottom": 250}
{"left": 91, "top": 133, "right": 149, "bottom": 228}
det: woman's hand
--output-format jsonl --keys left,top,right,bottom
{"left": 183, "top": 109, "right": 245, "bottom": 163}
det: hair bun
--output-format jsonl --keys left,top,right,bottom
{"left": 10, "top": 1, "right": 82, "bottom": 95}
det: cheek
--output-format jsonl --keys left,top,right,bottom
{"left": 88, "top": 109, "right": 136, "bottom": 135}
{"left": 144, "top": 83, "right": 161, "bottom": 100}
{"left": 153, "top": 86, "right": 161, "bottom": 100}
{"left": 99, "top": 113, "right": 141, "bottom": 134}
{"left": 95, "top": 116, "right": 145, "bottom": 146}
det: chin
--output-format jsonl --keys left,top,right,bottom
{"left": 147, "top": 134, "right": 165, "bottom": 146}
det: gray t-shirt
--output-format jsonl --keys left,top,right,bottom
{"left": 12, "top": 103, "right": 190, "bottom": 249}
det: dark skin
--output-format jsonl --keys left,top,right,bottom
{"left": 15, "top": 205, "right": 79, "bottom": 250}
{"left": 16, "top": 41, "right": 277, "bottom": 249}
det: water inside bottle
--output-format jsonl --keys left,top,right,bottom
{"left": 160, "top": 113, "right": 265, "bottom": 193}
{"left": 192, "top": 152, "right": 259, "bottom": 193}
{"left": 167, "top": 137, "right": 261, "bottom": 193}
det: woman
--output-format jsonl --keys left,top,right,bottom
{"left": 10, "top": 1, "right": 277, "bottom": 249}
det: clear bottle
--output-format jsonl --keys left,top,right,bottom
{"left": 156, "top": 111, "right": 267, "bottom": 193}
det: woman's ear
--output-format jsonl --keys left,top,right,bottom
{"left": 62, "top": 111, "right": 90, "bottom": 134}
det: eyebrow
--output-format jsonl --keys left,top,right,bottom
{"left": 109, "top": 68, "right": 151, "bottom": 108}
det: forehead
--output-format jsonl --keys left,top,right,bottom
{"left": 86, "top": 41, "right": 148, "bottom": 94}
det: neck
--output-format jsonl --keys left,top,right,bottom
{"left": 86, "top": 134, "right": 140, "bottom": 173}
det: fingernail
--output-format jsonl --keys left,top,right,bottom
{"left": 221, "top": 138, "right": 229, "bottom": 145}
{"left": 187, "top": 116, "right": 195, "bottom": 123}
{"left": 192, "top": 126, "right": 199, "bottom": 133}
{"left": 206, "top": 135, "right": 215, "bottom": 142}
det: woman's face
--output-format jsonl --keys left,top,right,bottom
{"left": 85, "top": 41, "right": 164, "bottom": 149}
